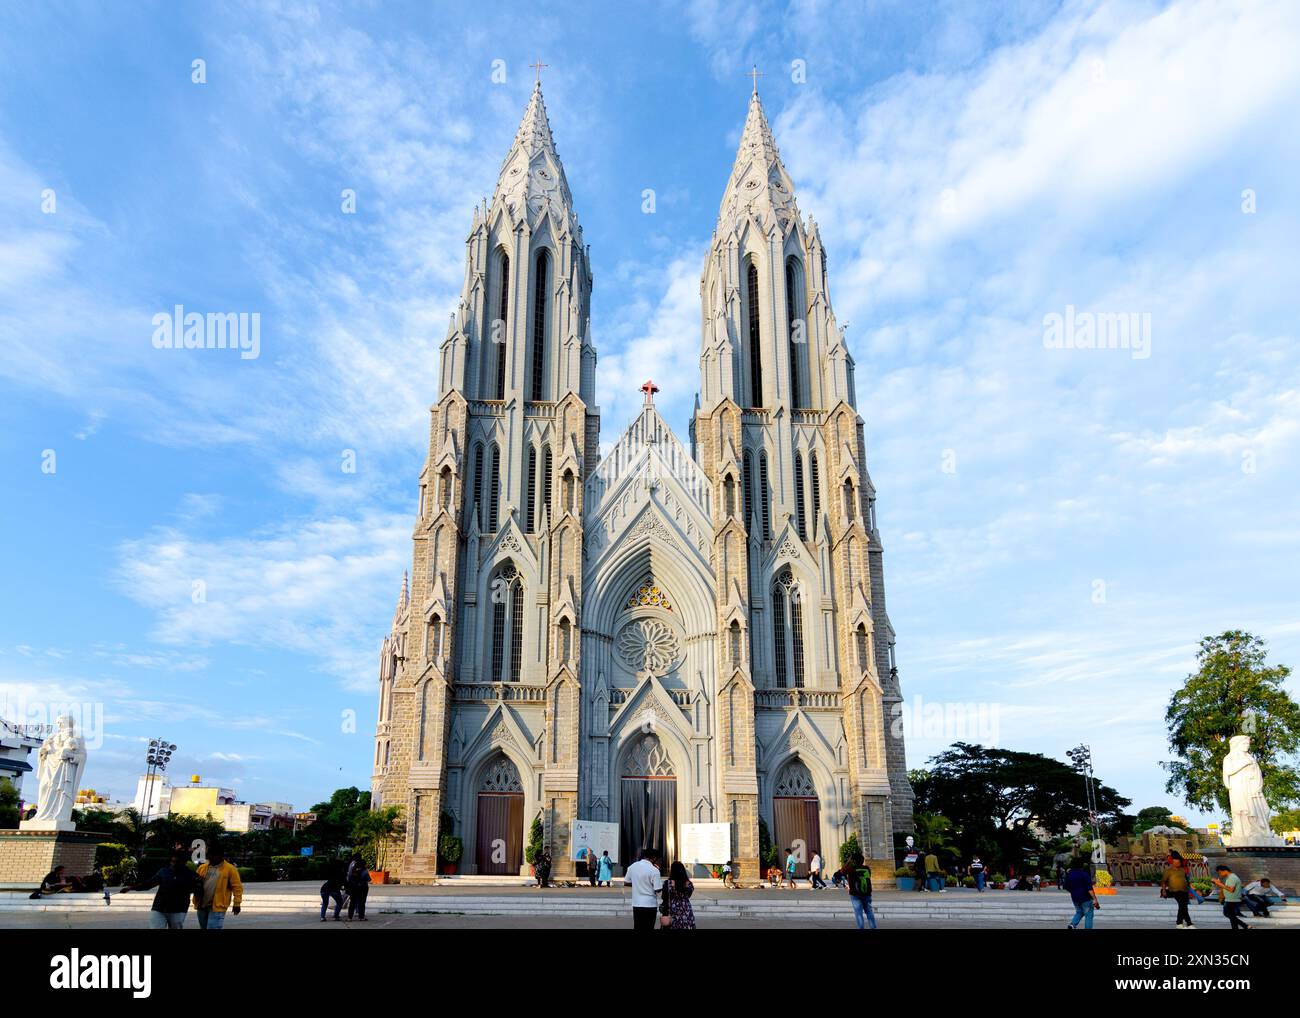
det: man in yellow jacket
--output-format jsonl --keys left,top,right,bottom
{"left": 193, "top": 843, "right": 243, "bottom": 930}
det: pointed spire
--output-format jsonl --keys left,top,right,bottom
{"left": 716, "top": 90, "right": 799, "bottom": 234}
{"left": 489, "top": 82, "right": 577, "bottom": 230}
{"left": 393, "top": 571, "right": 408, "bottom": 626}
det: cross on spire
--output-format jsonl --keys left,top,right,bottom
{"left": 529, "top": 58, "right": 549, "bottom": 86}
{"left": 747, "top": 63, "right": 765, "bottom": 94}
{"left": 640, "top": 379, "right": 660, "bottom": 404}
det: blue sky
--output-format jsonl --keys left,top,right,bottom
{"left": 1, "top": 0, "right": 1297, "bottom": 826}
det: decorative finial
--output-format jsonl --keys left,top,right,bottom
{"left": 640, "top": 379, "right": 659, "bottom": 404}
{"left": 747, "top": 64, "right": 765, "bottom": 95}
{"left": 529, "top": 58, "right": 549, "bottom": 87}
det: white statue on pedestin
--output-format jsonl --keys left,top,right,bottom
{"left": 26, "top": 715, "right": 87, "bottom": 830}
{"left": 1222, "top": 734, "right": 1281, "bottom": 847}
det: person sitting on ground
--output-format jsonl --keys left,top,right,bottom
{"left": 1243, "top": 877, "right": 1287, "bottom": 917}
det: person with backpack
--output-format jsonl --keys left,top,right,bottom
{"left": 320, "top": 858, "right": 347, "bottom": 921}
{"left": 345, "top": 853, "right": 371, "bottom": 922}
{"left": 843, "top": 853, "right": 877, "bottom": 929}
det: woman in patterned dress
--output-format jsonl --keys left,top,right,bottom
{"left": 661, "top": 861, "right": 696, "bottom": 930}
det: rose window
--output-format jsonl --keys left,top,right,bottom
{"left": 616, "top": 618, "right": 681, "bottom": 675}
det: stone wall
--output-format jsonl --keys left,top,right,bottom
{"left": 0, "top": 830, "right": 107, "bottom": 886}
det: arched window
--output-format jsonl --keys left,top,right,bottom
{"left": 488, "top": 443, "right": 501, "bottom": 532}
{"left": 771, "top": 569, "right": 805, "bottom": 688}
{"left": 809, "top": 452, "right": 821, "bottom": 539}
{"left": 723, "top": 473, "right": 736, "bottom": 518}
{"left": 439, "top": 467, "right": 452, "bottom": 511}
{"left": 469, "top": 443, "right": 484, "bottom": 528}
{"left": 563, "top": 469, "right": 575, "bottom": 514}
{"left": 729, "top": 620, "right": 742, "bottom": 669}
{"left": 759, "top": 452, "right": 772, "bottom": 540}
{"left": 530, "top": 249, "right": 549, "bottom": 401}
{"left": 746, "top": 259, "right": 763, "bottom": 407}
{"left": 856, "top": 624, "right": 870, "bottom": 674}
{"left": 542, "top": 445, "right": 553, "bottom": 523}
{"left": 558, "top": 618, "right": 572, "bottom": 662}
{"left": 742, "top": 452, "right": 753, "bottom": 532}
{"left": 525, "top": 445, "right": 537, "bottom": 533}
{"left": 786, "top": 257, "right": 807, "bottom": 408}
{"left": 794, "top": 453, "right": 806, "bottom": 540}
{"left": 842, "top": 478, "right": 855, "bottom": 522}
{"left": 483, "top": 249, "right": 509, "bottom": 400}
{"left": 489, "top": 563, "right": 524, "bottom": 682}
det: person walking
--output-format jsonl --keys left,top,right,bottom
{"left": 1161, "top": 851, "right": 1194, "bottom": 929}
{"left": 626, "top": 848, "right": 662, "bottom": 931}
{"left": 1212, "top": 864, "right": 1251, "bottom": 930}
{"left": 809, "top": 850, "right": 826, "bottom": 890}
{"left": 660, "top": 860, "right": 696, "bottom": 929}
{"left": 193, "top": 844, "right": 243, "bottom": 930}
{"left": 970, "top": 855, "right": 986, "bottom": 892}
{"left": 345, "top": 853, "right": 371, "bottom": 922}
{"left": 924, "top": 850, "right": 942, "bottom": 892}
{"left": 843, "top": 853, "right": 877, "bottom": 929}
{"left": 596, "top": 850, "right": 614, "bottom": 888}
{"left": 535, "top": 847, "right": 553, "bottom": 888}
{"left": 320, "top": 858, "right": 346, "bottom": 921}
{"left": 1063, "top": 857, "right": 1100, "bottom": 929}
{"left": 784, "top": 847, "right": 799, "bottom": 889}
{"left": 122, "top": 850, "right": 200, "bottom": 929}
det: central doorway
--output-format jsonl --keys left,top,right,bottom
{"left": 475, "top": 755, "right": 524, "bottom": 875}
{"left": 772, "top": 758, "right": 820, "bottom": 878}
{"left": 619, "top": 732, "right": 677, "bottom": 866}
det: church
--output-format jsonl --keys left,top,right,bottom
{"left": 371, "top": 79, "right": 913, "bottom": 882}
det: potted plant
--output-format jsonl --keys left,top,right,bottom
{"left": 438, "top": 834, "right": 463, "bottom": 874}
{"left": 525, "top": 816, "right": 545, "bottom": 875}
{"left": 1094, "top": 870, "right": 1117, "bottom": 895}
{"left": 352, "top": 804, "right": 405, "bottom": 884}
{"left": 990, "top": 872, "right": 1008, "bottom": 889}
{"left": 894, "top": 865, "right": 915, "bottom": 891}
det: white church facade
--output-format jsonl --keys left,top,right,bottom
{"left": 372, "top": 82, "right": 913, "bottom": 882}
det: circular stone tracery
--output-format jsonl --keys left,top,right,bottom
{"left": 616, "top": 618, "right": 681, "bottom": 675}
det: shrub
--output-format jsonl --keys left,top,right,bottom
{"left": 525, "top": 816, "right": 544, "bottom": 865}
{"left": 237, "top": 866, "right": 256, "bottom": 882}
{"left": 438, "top": 834, "right": 463, "bottom": 865}
{"left": 962, "top": 875, "right": 976, "bottom": 888}
{"left": 838, "top": 834, "right": 862, "bottom": 869}
{"left": 94, "top": 842, "right": 131, "bottom": 870}
{"left": 305, "top": 858, "right": 331, "bottom": 880}
{"left": 990, "top": 873, "right": 1008, "bottom": 885}
{"left": 1095, "top": 870, "right": 1114, "bottom": 888}
{"left": 894, "top": 866, "right": 913, "bottom": 879}
{"left": 1191, "top": 879, "right": 1212, "bottom": 897}
{"left": 945, "top": 874, "right": 957, "bottom": 886}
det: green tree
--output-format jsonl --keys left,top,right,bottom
{"left": 302, "top": 786, "right": 371, "bottom": 854}
{"left": 1132, "top": 805, "right": 1176, "bottom": 834}
{"left": 352, "top": 805, "right": 405, "bottom": 871}
{"left": 0, "top": 777, "right": 19, "bottom": 828}
{"left": 912, "top": 812, "right": 957, "bottom": 855}
{"left": 919, "top": 743, "right": 1130, "bottom": 870}
{"left": 1271, "top": 807, "right": 1300, "bottom": 835}
{"left": 1164, "top": 631, "right": 1300, "bottom": 813}
{"left": 525, "top": 815, "right": 545, "bottom": 865}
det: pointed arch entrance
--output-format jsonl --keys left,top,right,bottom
{"left": 475, "top": 755, "right": 524, "bottom": 875}
{"left": 772, "top": 758, "right": 820, "bottom": 877}
{"left": 619, "top": 732, "right": 677, "bottom": 866}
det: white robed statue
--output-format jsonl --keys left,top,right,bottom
{"left": 1222, "top": 734, "right": 1281, "bottom": 847}
{"left": 22, "top": 715, "right": 87, "bottom": 831}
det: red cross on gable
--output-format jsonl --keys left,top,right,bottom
{"left": 640, "top": 379, "right": 659, "bottom": 404}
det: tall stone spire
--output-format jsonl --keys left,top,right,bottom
{"left": 490, "top": 81, "right": 578, "bottom": 233}
{"left": 715, "top": 91, "right": 800, "bottom": 236}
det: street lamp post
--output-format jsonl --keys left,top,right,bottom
{"left": 144, "top": 738, "right": 176, "bottom": 823}
{"left": 1069, "top": 743, "right": 1106, "bottom": 873}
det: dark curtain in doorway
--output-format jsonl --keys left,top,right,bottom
{"left": 773, "top": 797, "right": 820, "bottom": 877}
{"left": 620, "top": 778, "right": 677, "bottom": 866}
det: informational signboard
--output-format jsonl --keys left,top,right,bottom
{"left": 680, "top": 822, "right": 732, "bottom": 865}
{"left": 300, "top": 845, "right": 314, "bottom": 857}
{"left": 571, "top": 820, "right": 620, "bottom": 864}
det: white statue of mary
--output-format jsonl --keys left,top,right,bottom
{"left": 20, "top": 715, "right": 87, "bottom": 831}
{"left": 1222, "top": 734, "right": 1281, "bottom": 847}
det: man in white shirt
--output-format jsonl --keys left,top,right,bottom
{"left": 625, "top": 849, "right": 663, "bottom": 930}
{"left": 809, "top": 851, "right": 826, "bottom": 889}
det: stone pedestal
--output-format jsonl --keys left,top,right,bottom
{"left": 1203, "top": 845, "right": 1300, "bottom": 895}
{"left": 0, "top": 829, "right": 110, "bottom": 886}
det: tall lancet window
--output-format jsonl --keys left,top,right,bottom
{"left": 530, "top": 249, "right": 549, "bottom": 401}
{"left": 746, "top": 260, "right": 763, "bottom": 407}
{"left": 742, "top": 452, "right": 753, "bottom": 533}
{"left": 489, "top": 562, "right": 524, "bottom": 682}
{"left": 470, "top": 443, "right": 484, "bottom": 528}
{"left": 525, "top": 445, "right": 537, "bottom": 533}
{"left": 794, "top": 453, "right": 806, "bottom": 540}
{"left": 786, "top": 257, "right": 807, "bottom": 408}
{"left": 484, "top": 250, "right": 510, "bottom": 400}
{"left": 810, "top": 452, "right": 821, "bottom": 539}
{"left": 488, "top": 443, "right": 501, "bottom": 532}
{"left": 771, "top": 569, "right": 805, "bottom": 688}
{"left": 542, "top": 445, "right": 553, "bottom": 524}
{"left": 759, "top": 452, "right": 772, "bottom": 540}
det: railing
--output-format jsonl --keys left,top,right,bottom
{"left": 453, "top": 682, "right": 548, "bottom": 703}
{"left": 586, "top": 404, "right": 711, "bottom": 516}
{"left": 754, "top": 688, "right": 842, "bottom": 709}
{"left": 468, "top": 400, "right": 506, "bottom": 417}
{"left": 524, "top": 401, "right": 557, "bottom": 419}
{"left": 608, "top": 687, "right": 692, "bottom": 707}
